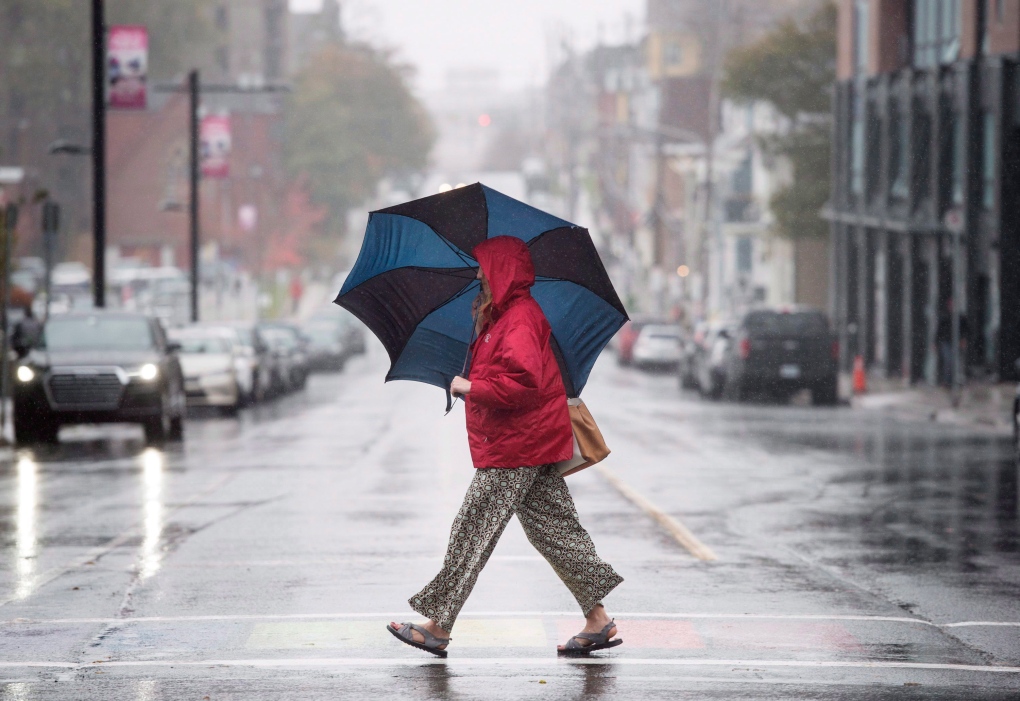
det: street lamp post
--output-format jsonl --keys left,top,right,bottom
{"left": 188, "top": 70, "right": 200, "bottom": 323}
{"left": 91, "top": 0, "right": 106, "bottom": 308}
{"left": 156, "top": 78, "right": 289, "bottom": 323}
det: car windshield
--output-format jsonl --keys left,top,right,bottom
{"left": 44, "top": 316, "right": 154, "bottom": 351}
{"left": 744, "top": 311, "right": 828, "bottom": 335}
{"left": 175, "top": 336, "right": 232, "bottom": 354}
{"left": 642, "top": 325, "right": 680, "bottom": 340}
{"left": 305, "top": 326, "right": 336, "bottom": 343}
{"left": 262, "top": 328, "right": 296, "bottom": 349}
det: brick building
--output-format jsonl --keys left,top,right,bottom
{"left": 827, "top": 0, "right": 1020, "bottom": 384}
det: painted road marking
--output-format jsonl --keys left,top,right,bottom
{"left": 556, "top": 618, "right": 704, "bottom": 649}
{"left": 595, "top": 465, "right": 718, "bottom": 561}
{"left": 0, "top": 658, "right": 1018, "bottom": 674}
{"left": 246, "top": 619, "right": 549, "bottom": 650}
{"left": 3, "top": 612, "right": 1015, "bottom": 628}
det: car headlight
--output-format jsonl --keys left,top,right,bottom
{"left": 133, "top": 363, "right": 159, "bottom": 381}
{"left": 16, "top": 366, "right": 35, "bottom": 383}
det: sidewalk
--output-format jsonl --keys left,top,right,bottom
{"left": 847, "top": 374, "right": 1016, "bottom": 436}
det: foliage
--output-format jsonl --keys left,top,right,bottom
{"left": 284, "top": 43, "right": 436, "bottom": 233}
{"left": 721, "top": 2, "right": 836, "bottom": 239}
{"left": 0, "top": 0, "right": 215, "bottom": 248}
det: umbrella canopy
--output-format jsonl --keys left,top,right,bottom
{"left": 335, "top": 183, "right": 628, "bottom": 400}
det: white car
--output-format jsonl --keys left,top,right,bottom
{"left": 169, "top": 327, "right": 242, "bottom": 414}
{"left": 632, "top": 324, "right": 682, "bottom": 370}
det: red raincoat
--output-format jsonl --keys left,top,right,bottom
{"left": 465, "top": 236, "right": 573, "bottom": 468}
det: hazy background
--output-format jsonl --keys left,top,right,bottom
{"left": 292, "top": 0, "right": 646, "bottom": 91}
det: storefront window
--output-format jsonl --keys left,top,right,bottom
{"left": 889, "top": 102, "right": 909, "bottom": 200}
{"left": 982, "top": 112, "right": 997, "bottom": 210}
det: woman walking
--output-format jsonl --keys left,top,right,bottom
{"left": 387, "top": 236, "right": 624, "bottom": 657}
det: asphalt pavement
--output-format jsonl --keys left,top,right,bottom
{"left": 1, "top": 342, "right": 1018, "bottom": 699}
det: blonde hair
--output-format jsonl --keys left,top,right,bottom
{"left": 472, "top": 276, "right": 493, "bottom": 334}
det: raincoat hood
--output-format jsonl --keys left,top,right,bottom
{"left": 473, "top": 236, "right": 535, "bottom": 314}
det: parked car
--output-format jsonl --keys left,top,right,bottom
{"left": 692, "top": 322, "right": 735, "bottom": 400}
{"left": 631, "top": 324, "right": 682, "bottom": 370}
{"left": 615, "top": 317, "right": 664, "bottom": 366}
{"left": 258, "top": 323, "right": 310, "bottom": 391}
{"left": 13, "top": 311, "right": 186, "bottom": 444}
{"left": 202, "top": 322, "right": 273, "bottom": 404}
{"left": 303, "top": 320, "right": 347, "bottom": 372}
{"left": 722, "top": 307, "right": 839, "bottom": 405}
{"left": 169, "top": 327, "right": 243, "bottom": 414}
{"left": 307, "top": 307, "right": 367, "bottom": 361}
{"left": 678, "top": 322, "right": 704, "bottom": 390}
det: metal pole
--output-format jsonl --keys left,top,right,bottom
{"left": 42, "top": 201, "right": 59, "bottom": 321}
{"left": 189, "top": 70, "right": 200, "bottom": 323}
{"left": 91, "top": 0, "right": 106, "bottom": 308}
{"left": 951, "top": 230, "right": 962, "bottom": 403}
{"left": 1, "top": 204, "right": 16, "bottom": 443}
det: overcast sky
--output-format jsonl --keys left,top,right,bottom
{"left": 290, "top": 0, "right": 646, "bottom": 92}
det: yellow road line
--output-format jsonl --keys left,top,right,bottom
{"left": 595, "top": 465, "right": 717, "bottom": 562}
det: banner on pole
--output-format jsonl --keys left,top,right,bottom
{"left": 200, "top": 115, "right": 232, "bottom": 179}
{"left": 107, "top": 26, "right": 148, "bottom": 109}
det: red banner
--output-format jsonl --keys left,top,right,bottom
{"left": 200, "top": 115, "right": 232, "bottom": 179}
{"left": 107, "top": 26, "right": 148, "bottom": 109}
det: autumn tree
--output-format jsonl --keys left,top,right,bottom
{"left": 722, "top": 2, "right": 836, "bottom": 239}
{"left": 0, "top": 0, "right": 214, "bottom": 250}
{"left": 284, "top": 43, "right": 436, "bottom": 234}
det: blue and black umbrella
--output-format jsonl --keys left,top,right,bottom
{"left": 335, "top": 183, "right": 628, "bottom": 406}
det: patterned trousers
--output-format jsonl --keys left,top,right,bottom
{"left": 409, "top": 465, "right": 623, "bottom": 632}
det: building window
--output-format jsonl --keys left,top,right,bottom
{"left": 216, "top": 46, "right": 230, "bottom": 74}
{"left": 911, "top": 102, "right": 933, "bottom": 210}
{"left": 951, "top": 112, "right": 965, "bottom": 205}
{"left": 982, "top": 112, "right": 997, "bottom": 210}
{"left": 736, "top": 237, "right": 753, "bottom": 274}
{"left": 913, "top": 0, "right": 960, "bottom": 68}
{"left": 215, "top": 5, "right": 229, "bottom": 32}
{"left": 851, "top": 116, "right": 865, "bottom": 197}
{"left": 854, "top": 0, "right": 869, "bottom": 74}
{"left": 889, "top": 101, "right": 909, "bottom": 200}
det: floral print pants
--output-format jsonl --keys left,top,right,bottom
{"left": 409, "top": 464, "right": 623, "bottom": 632}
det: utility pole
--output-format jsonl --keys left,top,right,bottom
{"left": 1, "top": 204, "right": 16, "bottom": 443}
{"left": 188, "top": 70, "right": 200, "bottom": 323}
{"left": 91, "top": 0, "right": 106, "bottom": 308}
{"left": 156, "top": 76, "right": 289, "bottom": 323}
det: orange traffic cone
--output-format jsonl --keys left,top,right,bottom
{"left": 852, "top": 355, "right": 867, "bottom": 394}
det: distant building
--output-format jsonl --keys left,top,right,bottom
{"left": 827, "top": 1, "right": 1020, "bottom": 383}
{"left": 205, "top": 0, "right": 291, "bottom": 85}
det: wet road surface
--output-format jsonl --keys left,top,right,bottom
{"left": 1, "top": 343, "right": 1018, "bottom": 699}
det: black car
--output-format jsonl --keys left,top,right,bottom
{"left": 257, "top": 322, "right": 310, "bottom": 391}
{"left": 13, "top": 311, "right": 186, "bottom": 444}
{"left": 303, "top": 320, "right": 347, "bottom": 372}
{"left": 722, "top": 307, "right": 839, "bottom": 405}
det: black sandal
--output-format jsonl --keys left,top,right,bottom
{"left": 387, "top": 622, "right": 451, "bottom": 658}
{"left": 558, "top": 620, "right": 623, "bottom": 656}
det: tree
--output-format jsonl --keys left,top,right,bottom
{"left": 722, "top": 2, "right": 836, "bottom": 239}
{"left": 0, "top": 0, "right": 215, "bottom": 251}
{"left": 284, "top": 43, "right": 435, "bottom": 235}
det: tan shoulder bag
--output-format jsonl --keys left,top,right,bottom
{"left": 555, "top": 398, "right": 611, "bottom": 477}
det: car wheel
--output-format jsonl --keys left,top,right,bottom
{"left": 144, "top": 414, "right": 168, "bottom": 444}
{"left": 169, "top": 415, "right": 184, "bottom": 441}
{"left": 812, "top": 377, "right": 839, "bottom": 407}
{"left": 14, "top": 409, "right": 57, "bottom": 445}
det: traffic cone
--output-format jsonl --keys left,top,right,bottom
{"left": 852, "top": 355, "right": 867, "bottom": 394}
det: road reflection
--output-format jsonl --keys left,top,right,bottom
{"left": 139, "top": 448, "right": 164, "bottom": 579}
{"left": 15, "top": 454, "right": 37, "bottom": 600}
